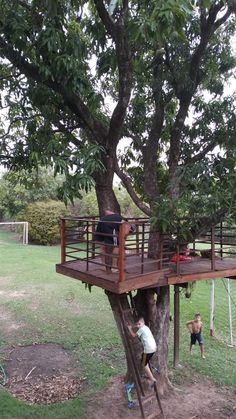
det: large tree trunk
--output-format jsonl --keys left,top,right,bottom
{"left": 106, "top": 291, "right": 143, "bottom": 382}
{"left": 94, "top": 155, "right": 120, "bottom": 216}
{"left": 133, "top": 287, "right": 170, "bottom": 395}
{"left": 95, "top": 163, "right": 170, "bottom": 393}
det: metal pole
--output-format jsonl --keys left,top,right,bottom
{"left": 210, "top": 280, "right": 215, "bottom": 336}
{"left": 61, "top": 219, "right": 66, "bottom": 263}
{"left": 23, "top": 222, "right": 26, "bottom": 245}
{"left": 211, "top": 226, "right": 215, "bottom": 270}
{"left": 25, "top": 222, "right": 29, "bottom": 245}
{"left": 227, "top": 279, "right": 233, "bottom": 346}
{"left": 173, "top": 285, "right": 180, "bottom": 368}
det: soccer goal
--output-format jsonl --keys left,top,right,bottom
{"left": 210, "top": 279, "right": 236, "bottom": 346}
{"left": 0, "top": 222, "right": 29, "bottom": 245}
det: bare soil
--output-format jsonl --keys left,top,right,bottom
{"left": 1, "top": 344, "right": 236, "bottom": 418}
{"left": 4, "top": 344, "right": 83, "bottom": 404}
{"left": 86, "top": 375, "right": 236, "bottom": 419}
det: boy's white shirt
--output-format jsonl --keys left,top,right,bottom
{"left": 137, "top": 325, "right": 157, "bottom": 353}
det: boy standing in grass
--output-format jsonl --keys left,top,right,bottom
{"left": 186, "top": 312, "right": 205, "bottom": 359}
{"left": 128, "top": 316, "right": 157, "bottom": 384}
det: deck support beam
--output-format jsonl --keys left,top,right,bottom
{"left": 173, "top": 285, "right": 180, "bottom": 368}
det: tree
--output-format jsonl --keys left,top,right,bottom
{"left": 71, "top": 186, "right": 145, "bottom": 217}
{"left": 0, "top": 167, "right": 64, "bottom": 219}
{"left": 0, "top": 0, "right": 236, "bottom": 391}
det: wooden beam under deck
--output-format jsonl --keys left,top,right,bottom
{"left": 56, "top": 256, "right": 236, "bottom": 294}
{"left": 168, "top": 268, "right": 236, "bottom": 285}
{"left": 56, "top": 263, "right": 118, "bottom": 293}
{"left": 56, "top": 262, "right": 168, "bottom": 294}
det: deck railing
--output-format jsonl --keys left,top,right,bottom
{"left": 60, "top": 217, "right": 168, "bottom": 281}
{"left": 60, "top": 217, "right": 236, "bottom": 279}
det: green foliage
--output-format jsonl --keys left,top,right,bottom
{"left": 0, "top": 0, "right": 235, "bottom": 228}
{"left": 0, "top": 167, "right": 64, "bottom": 219}
{"left": 151, "top": 158, "right": 236, "bottom": 242}
{"left": 17, "top": 200, "right": 69, "bottom": 245}
{"left": 69, "top": 186, "right": 145, "bottom": 218}
{"left": 114, "top": 186, "right": 146, "bottom": 217}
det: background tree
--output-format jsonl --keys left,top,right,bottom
{"left": 0, "top": 0, "right": 236, "bottom": 391}
{"left": 0, "top": 167, "right": 64, "bottom": 219}
{"left": 71, "top": 185, "right": 145, "bottom": 217}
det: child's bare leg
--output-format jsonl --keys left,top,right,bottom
{"left": 189, "top": 343, "right": 193, "bottom": 354}
{"left": 111, "top": 246, "right": 119, "bottom": 269}
{"left": 143, "top": 364, "right": 156, "bottom": 382}
{"left": 100, "top": 244, "right": 112, "bottom": 272}
{"left": 99, "top": 245, "right": 106, "bottom": 266}
{"left": 200, "top": 344, "right": 205, "bottom": 359}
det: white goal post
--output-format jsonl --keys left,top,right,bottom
{"left": 0, "top": 222, "right": 29, "bottom": 245}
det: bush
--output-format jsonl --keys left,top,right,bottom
{"left": 17, "top": 200, "right": 69, "bottom": 245}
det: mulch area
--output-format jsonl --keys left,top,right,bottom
{"left": 3, "top": 343, "right": 83, "bottom": 404}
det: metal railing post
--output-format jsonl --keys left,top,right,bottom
{"left": 118, "top": 223, "right": 126, "bottom": 282}
{"left": 61, "top": 218, "right": 66, "bottom": 263}
{"left": 211, "top": 226, "right": 215, "bottom": 270}
{"left": 174, "top": 285, "right": 180, "bottom": 368}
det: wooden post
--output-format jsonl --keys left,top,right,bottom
{"left": 141, "top": 223, "right": 145, "bottom": 274}
{"left": 173, "top": 285, "right": 180, "bottom": 368}
{"left": 91, "top": 217, "right": 96, "bottom": 259}
{"left": 86, "top": 220, "right": 89, "bottom": 271}
{"left": 61, "top": 218, "right": 66, "bottom": 263}
{"left": 220, "top": 221, "right": 223, "bottom": 259}
{"left": 210, "top": 280, "right": 215, "bottom": 336}
{"left": 159, "top": 234, "right": 163, "bottom": 270}
{"left": 176, "top": 244, "right": 180, "bottom": 275}
{"left": 118, "top": 223, "right": 126, "bottom": 282}
{"left": 136, "top": 224, "right": 139, "bottom": 255}
{"left": 211, "top": 226, "right": 215, "bottom": 271}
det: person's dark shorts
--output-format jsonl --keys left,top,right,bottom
{"left": 104, "top": 236, "right": 119, "bottom": 246}
{"left": 141, "top": 352, "right": 155, "bottom": 367}
{"left": 191, "top": 332, "right": 203, "bottom": 345}
{"left": 95, "top": 235, "right": 119, "bottom": 246}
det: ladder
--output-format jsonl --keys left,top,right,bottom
{"left": 115, "top": 293, "right": 166, "bottom": 419}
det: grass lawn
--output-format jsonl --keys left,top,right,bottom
{"left": 0, "top": 229, "right": 235, "bottom": 418}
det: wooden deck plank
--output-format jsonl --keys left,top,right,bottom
{"left": 56, "top": 255, "right": 236, "bottom": 294}
{"left": 56, "top": 263, "right": 119, "bottom": 293}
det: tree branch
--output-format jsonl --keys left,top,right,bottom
{"left": 93, "top": 0, "right": 116, "bottom": 37}
{"left": 168, "top": 1, "right": 232, "bottom": 196}
{"left": 184, "top": 141, "right": 218, "bottom": 164}
{"left": 189, "top": 1, "right": 229, "bottom": 84}
{"left": 113, "top": 156, "right": 151, "bottom": 215}
{"left": 214, "top": 8, "right": 232, "bottom": 29}
{"left": 0, "top": 36, "right": 107, "bottom": 144}
{"left": 93, "top": 1, "right": 133, "bottom": 149}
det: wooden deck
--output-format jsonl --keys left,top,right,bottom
{"left": 56, "top": 255, "right": 236, "bottom": 294}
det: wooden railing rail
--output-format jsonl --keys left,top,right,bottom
{"left": 60, "top": 217, "right": 167, "bottom": 281}
{"left": 60, "top": 217, "right": 236, "bottom": 279}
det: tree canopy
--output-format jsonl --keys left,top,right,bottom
{"left": 0, "top": 0, "right": 236, "bottom": 389}
{"left": 0, "top": 0, "right": 235, "bottom": 237}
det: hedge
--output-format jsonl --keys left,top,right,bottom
{"left": 17, "top": 200, "right": 69, "bottom": 245}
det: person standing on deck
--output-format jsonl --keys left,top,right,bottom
{"left": 95, "top": 210, "right": 124, "bottom": 272}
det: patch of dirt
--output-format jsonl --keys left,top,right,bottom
{"left": 4, "top": 343, "right": 83, "bottom": 405}
{"left": 0, "top": 289, "right": 28, "bottom": 298}
{"left": 2, "top": 344, "right": 236, "bottom": 417}
{"left": 0, "top": 308, "right": 26, "bottom": 337}
{"left": 86, "top": 375, "right": 236, "bottom": 419}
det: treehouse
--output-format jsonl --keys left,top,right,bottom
{"left": 56, "top": 217, "right": 236, "bottom": 293}
{"left": 56, "top": 217, "right": 236, "bottom": 416}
